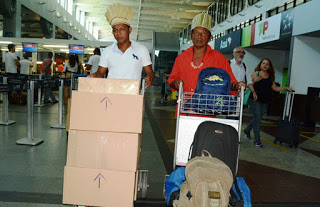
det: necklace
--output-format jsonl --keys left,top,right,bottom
{"left": 191, "top": 62, "right": 203, "bottom": 69}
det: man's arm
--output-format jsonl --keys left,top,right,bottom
{"left": 88, "top": 66, "right": 107, "bottom": 78}
{"left": 15, "top": 59, "right": 20, "bottom": 68}
{"left": 143, "top": 65, "right": 154, "bottom": 87}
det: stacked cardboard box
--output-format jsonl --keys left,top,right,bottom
{"left": 63, "top": 78, "right": 143, "bottom": 207}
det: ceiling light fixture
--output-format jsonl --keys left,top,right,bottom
{"left": 239, "top": 13, "right": 246, "bottom": 16}
{"left": 43, "top": 45, "right": 68, "bottom": 48}
{"left": 255, "top": 4, "right": 262, "bottom": 8}
{"left": 0, "top": 41, "right": 13, "bottom": 44}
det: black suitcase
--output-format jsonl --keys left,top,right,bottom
{"left": 274, "top": 91, "right": 300, "bottom": 148}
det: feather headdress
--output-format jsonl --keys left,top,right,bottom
{"left": 191, "top": 12, "right": 212, "bottom": 31}
{"left": 105, "top": 3, "right": 134, "bottom": 27}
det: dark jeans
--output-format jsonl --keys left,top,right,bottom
{"left": 43, "top": 76, "right": 57, "bottom": 103}
{"left": 245, "top": 99, "right": 267, "bottom": 140}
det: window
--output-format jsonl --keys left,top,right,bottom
{"left": 80, "top": 11, "right": 85, "bottom": 26}
{"left": 187, "top": 24, "right": 192, "bottom": 42}
{"left": 183, "top": 28, "right": 187, "bottom": 44}
{"left": 217, "top": 0, "right": 229, "bottom": 24}
{"left": 248, "top": 0, "right": 261, "bottom": 6}
{"left": 208, "top": 3, "right": 217, "bottom": 28}
{"left": 230, "top": 0, "right": 246, "bottom": 16}
{"left": 268, "top": 0, "right": 310, "bottom": 17}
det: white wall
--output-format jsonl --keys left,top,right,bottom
{"left": 293, "top": 0, "right": 319, "bottom": 36}
{"left": 291, "top": 36, "right": 320, "bottom": 95}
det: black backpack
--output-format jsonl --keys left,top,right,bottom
{"left": 188, "top": 121, "right": 239, "bottom": 178}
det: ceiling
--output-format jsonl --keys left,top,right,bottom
{"left": 0, "top": 0, "right": 216, "bottom": 43}
{"left": 73, "top": 0, "right": 214, "bottom": 41}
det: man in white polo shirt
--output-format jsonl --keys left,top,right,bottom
{"left": 5, "top": 44, "right": 20, "bottom": 75}
{"left": 86, "top": 48, "right": 101, "bottom": 74}
{"left": 89, "top": 3, "right": 155, "bottom": 87}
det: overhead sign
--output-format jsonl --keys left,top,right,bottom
{"left": 241, "top": 25, "right": 255, "bottom": 47}
{"left": 280, "top": 9, "right": 294, "bottom": 39}
{"left": 254, "top": 14, "right": 281, "bottom": 45}
{"left": 22, "top": 43, "right": 37, "bottom": 52}
{"left": 214, "top": 29, "right": 241, "bottom": 53}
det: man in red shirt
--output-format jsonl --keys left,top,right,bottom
{"left": 168, "top": 12, "right": 245, "bottom": 94}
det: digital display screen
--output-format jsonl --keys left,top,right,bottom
{"left": 69, "top": 44, "right": 84, "bottom": 54}
{"left": 22, "top": 43, "right": 37, "bottom": 52}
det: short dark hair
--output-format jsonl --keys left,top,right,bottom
{"left": 48, "top": 52, "right": 53, "bottom": 58}
{"left": 94, "top": 48, "right": 101, "bottom": 55}
{"left": 8, "top": 44, "right": 15, "bottom": 50}
{"left": 23, "top": 54, "right": 28, "bottom": 59}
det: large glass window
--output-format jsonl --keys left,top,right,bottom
{"left": 230, "top": 0, "right": 246, "bottom": 16}
{"left": 217, "top": 0, "right": 229, "bottom": 24}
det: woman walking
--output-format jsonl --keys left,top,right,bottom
{"left": 244, "top": 58, "right": 293, "bottom": 147}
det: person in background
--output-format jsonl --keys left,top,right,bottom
{"left": 20, "top": 54, "right": 33, "bottom": 75}
{"left": 89, "top": 3, "right": 154, "bottom": 87}
{"left": 244, "top": 58, "right": 293, "bottom": 147}
{"left": 168, "top": 12, "right": 246, "bottom": 105}
{"left": 86, "top": 48, "right": 101, "bottom": 74}
{"left": 63, "top": 55, "right": 78, "bottom": 103}
{"left": 5, "top": 44, "right": 20, "bottom": 75}
{"left": 160, "top": 68, "right": 171, "bottom": 104}
{"left": 42, "top": 52, "right": 58, "bottom": 104}
{"left": 230, "top": 46, "right": 252, "bottom": 85}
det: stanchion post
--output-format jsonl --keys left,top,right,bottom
{"left": 34, "top": 74, "right": 44, "bottom": 107}
{"left": 0, "top": 77, "right": 16, "bottom": 125}
{"left": 16, "top": 80, "right": 44, "bottom": 146}
{"left": 51, "top": 79, "right": 66, "bottom": 129}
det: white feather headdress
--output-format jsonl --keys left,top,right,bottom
{"left": 105, "top": 3, "right": 134, "bottom": 27}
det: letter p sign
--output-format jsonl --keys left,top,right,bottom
{"left": 259, "top": 21, "right": 269, "bottom": 35}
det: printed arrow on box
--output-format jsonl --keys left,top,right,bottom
{"left": 100, "top": 96, "right": 112, "bottom": 111}
{"left": 94, "top": 173, "right": 106, "bottom": 188}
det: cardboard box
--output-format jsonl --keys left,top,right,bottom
{"left": 63, "top": 166, "right": 137, "bottom": 207}
{"left": 67, "top": 130, "right": 141, "bottom": 172}
{"left": 70, "top": 91, "right": 144, "bottom": 133}
{"left": 78, "top": 77, "right": 140, "bottom": 95}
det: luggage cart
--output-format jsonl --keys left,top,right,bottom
{"left": 163, "top": 83, "right": 244, "bottom": 202}
{"left": 174, "top": 82, "right": 244, "bottom": 171}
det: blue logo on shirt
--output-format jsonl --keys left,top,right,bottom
{"left": 132, "top": 54, "right": 139, "bottom": 60}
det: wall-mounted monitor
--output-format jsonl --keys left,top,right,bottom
{"left": 22, "top": 43, "right": 37, "bottom": 52}
{"left": 69, "top": 44, "right": 84, "bottom": 55}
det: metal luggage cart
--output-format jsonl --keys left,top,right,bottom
{"left": 70, "top": 74, "right": 87, "bottom": 98}
{"left": 173, "top": 82, "right": 244, "bottom": 172}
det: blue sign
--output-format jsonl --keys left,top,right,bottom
{"left": 5, "top": 32, "right": 13, "bottom": 37}
{"left": 22, "top": 43, "right": 38, "bottom": 52}
{"left": 69, "top": 44, "right": 84, "bottom": 54}
{"left": 214, "top": 30, "right": 242, "bottom": 53}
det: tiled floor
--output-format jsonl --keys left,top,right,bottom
{"left": 0, "top": 86, "right": 320, "bottom": 206}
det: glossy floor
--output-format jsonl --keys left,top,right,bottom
{"left": 0, "top": 87, "right": 319, "bottom": 207}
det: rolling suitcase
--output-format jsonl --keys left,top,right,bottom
{"left": 274, "top": 91, "right": 300, "bottom": 148}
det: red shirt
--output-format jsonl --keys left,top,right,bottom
{"left": 42, "top": 57, "right": 52, "bottom": 77}
{"left": 168, "top": 45, "right": 237, "bottom": 93}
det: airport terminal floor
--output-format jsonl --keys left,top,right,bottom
{"left": 0, "top": 86, "right": 320, "bottom": 207}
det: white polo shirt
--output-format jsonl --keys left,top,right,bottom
{"left": 230, "top": 58, "right": 252, "bottom": 85}
{"left": 99, "top": 41, "right": 152, "bottom": 81}
{"left": 5, "top": 52, "right": 18, "bottom": 73}
{"left": 20, "top": 59, "right": 33, "bottom": 75}
{"left": 88, "top": 54, "right": 101, "bottom": 74}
